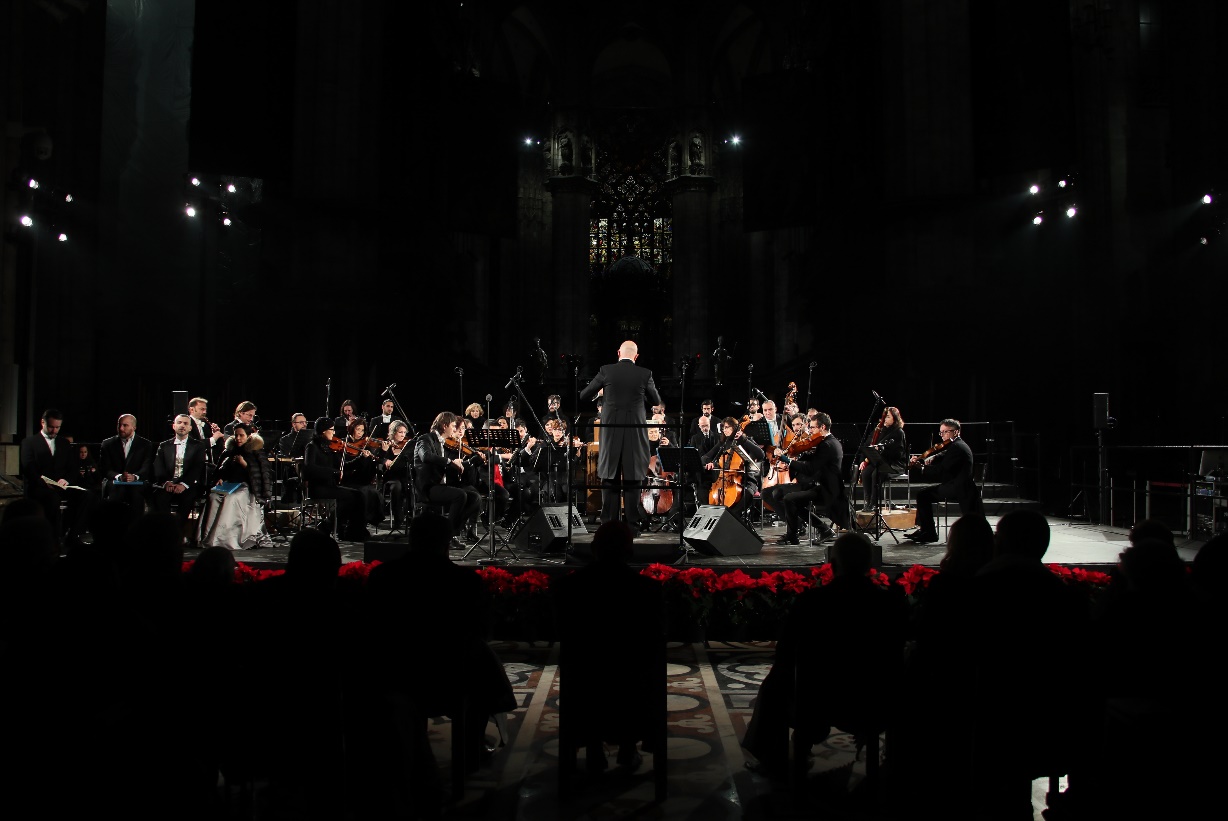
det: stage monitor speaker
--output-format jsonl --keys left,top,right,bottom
{"left": 683, "top": 505, "right": 763, "bottom": 556}
{"left": 364, "top": 541, "right": 409, "bottom": 563}
{"left": 1093, "top": 393, "right": 1110, "bottom": 429}
{"left": 513, "top": 505, "right": 586, "bottom": 553}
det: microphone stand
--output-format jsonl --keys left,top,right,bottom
{"left": 463, "top": 394, "right": 517, "bottom": 564}
{"left": 384, "top": 386, "right": 416, "bottom": 438}
{"left": 455, "top": 367, "right": 464, "bottom": 414}
{"left": 507, "top": 370, "right": 569, "bottom": 563}
{"left": 805, "top": 361, "right": 816, "bottom": 410}
{"left": 851, "top": 392, "right": 887, "bottom": 539}
{"left": 325, "top": 377, "right": 332, "bottom": 421}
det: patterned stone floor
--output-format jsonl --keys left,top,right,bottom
{"left": 428, "top": 641, "right": 1066, "bottom": 820}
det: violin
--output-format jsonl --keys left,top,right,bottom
{"left": 443, "top": 436, "right": 476, "bottom": 457}
{"left": 328, "top": 438, "right": 370, "bottom": 457}
{"left": 785, "top": 429, "right": 821, "bottom": 456}
{"left": 913, "top": 438, "right": 952, "bottom": 464}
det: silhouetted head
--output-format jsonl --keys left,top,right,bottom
{"left": 0, "top": 497, "right": 47, "bottom": 527}
{"left": 1118, "top": 537, "right": 1187, "bottom": 593}
{"left": 994, "top": 510, "right": 1051, "bottom": 560}
{"left": 591, "top": 520, "right": 635, "bottom": 563}
{"left": 1129, "top": 518, "right": 1175, "bottom": 549}
{"left": 942, "top": 514, "right": 995, "bottom": 575}
{"left": 410, "top": 511, "right": 453, "bottom": 557}
{"left": 127, "top": 512, "right": 186, "bottom": 581}
{"left": 286, "top": 528, "right": 341, "bottom": 585}
{"left": 831, "top": 532, "right": 873, "bottom": 577}
{"left": 186, "top": 545, "right": 237, "bottom": 589}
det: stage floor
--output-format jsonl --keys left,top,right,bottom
{"left": 215, "top": 511, "right": 1208, "bottom": 571}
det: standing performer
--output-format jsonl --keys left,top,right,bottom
{"left": 579, "top": 340, "right": 662, "bottom": 531}
{"left": 906, "top": 418, "right": 980, "bottom": 543}
{"left": 370, "top": 399, "right": 400, "bottom": 439}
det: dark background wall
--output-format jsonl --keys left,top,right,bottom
{"left": 3, "top": 0, "right": 1226, "bottom": 515}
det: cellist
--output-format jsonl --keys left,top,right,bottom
{"left": 857, "top": 406, "right": 908, "bottom": 512}
{"left": 702, "top": 416, "right": 764, "bottom": 518}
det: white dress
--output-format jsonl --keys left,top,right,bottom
{"left": 198, "top": 484, "right": 266, "bottom": 550}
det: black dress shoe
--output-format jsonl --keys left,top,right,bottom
{"left": 776, "top": 535, "right": 800, "bottom": 545}
{"left": 450, "top": 537, "right": 467, "bottom": 550}
{"left": 905, "top": 530, "right": 939, "bottom": 543}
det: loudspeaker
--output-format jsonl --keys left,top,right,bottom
{"left": 364, "top": 541, "right": 410, "bottom": 563}
{"left": 683, "top": 505, "right": 763, "bottom": 556}
{"left": 1093, "top": 393, "right": 1110, "bottom": 430}
{"left": 513, "top": 505, "right": 586, "bottom": 553}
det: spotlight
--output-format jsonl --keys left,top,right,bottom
{"left": 20, "top": 215, "right": 33, "bottom": 227}
{"left": 64, "top": 194, "right": 73, "bottom": 203}
{"left": 1066, "top": 206, "right": 1077, "bottom": 218}
{"left": 28, "top": 179, "right": 39, "bottom": 189}
{"left": 1029, "top": 184, "right": 1040, "bottom": 195}
{"left": 58, "top": 233, "right": 67, "bottom": 242}
{"left": 1203, "top": 194, "right": 1213, "bottom": 205}
{"left": 1032, "top": 213, "right": 1043, "bottom": 225}
{"left": 223, "top": 217, "right": 232, "bottom": 226}
{"left": 185, "top": 205, "right": 197, "bottom": 217}
{"left": 1201, "top": 237, "right": 1209, "bottom": 245}
{"left": 191, "top": 177, "right": 200, "bottom": 186}
{"left": 1058, "top": 179, "right": 1067, "bottom": 188}
{"left": 730, "top": 135, "right": 741, "bottom": 146}
{"left": 227, "top": 183, "right": 236, "bottom": 193}
{"left": 524, "top": 137, "right": 533, "bottom": 146}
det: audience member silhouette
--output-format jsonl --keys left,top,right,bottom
{"left": 967, "top": 510, "right": 1089, "bottom": 820}
{"left": 553, "top": 520, "right": 665, "bottom": 773}
{"left": 365, "top": 512, "right": 515, "bottom": 814}
{"left": 742, "top": 532, "right": 908, "bottom": 775}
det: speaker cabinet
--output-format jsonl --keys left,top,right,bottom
{"left": 513, "top": 505, "right": 587, "bottom": 553}
{"left": 683, "top": 505, "right": 764, "bottom": 556}
{"left": 1093, "top": 393, "right": 1110, "bottom": 429}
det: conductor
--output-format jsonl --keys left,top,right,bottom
{"left": 579, "top": 340, "right": 662, "bottom": 532}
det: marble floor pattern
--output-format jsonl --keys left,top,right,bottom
{"left": 416, "top": 640, "right": 1067, "bottom": 820}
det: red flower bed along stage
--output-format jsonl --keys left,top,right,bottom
{"left": 180, "top": 560, "right": 1114, "bottom": 640}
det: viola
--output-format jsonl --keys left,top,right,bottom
{"left": 785, "top": 430, "right": 821, "bottom": 456}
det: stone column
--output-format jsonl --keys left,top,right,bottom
{"left": 544, "top": 175, "right": 599, "bottom": 363}
{"left": 669, "top": 175, "right": 714, "bottom": 380}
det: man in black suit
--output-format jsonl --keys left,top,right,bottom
{"left": 186, "top": 396, "right": 225, "bottom": 465}
{"left": 688, "top": 413, "right": 718, "bottom": 489}
{"left": 688, "top": 398, "right": 716, "bottom": 438}
{"left": 413, "top": 411, "right": 482, "bottom": 547}
{"left": 764, "top": 413, "right": 847, "bottom": 545}
{"left": 98, "top": 413, "right": 154, "bottom": 514}
{"left": 579, "top": 340, "right": 662, "bottom": 530}
{"left": 369, "top": 398, "right": 399, "bottom": 439}
{"left": 151, "top": 413, "right": 208, "bottom": 540}
{"left": 19, "top": 408, "right": 85, "bottom": 546}
{"left": 223, "top": 400, "right": 257, "bottom": 436}
{"left": 907, "top": 417, "right": 981, "bottom": 543}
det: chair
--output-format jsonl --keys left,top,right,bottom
{"left": 298, "top": 476, "right": 338, "bottom": 539}
{"left": 380, "top": 480, "right": 408, "bottom": 537}
{"left": 937, "top": 463, "right": 987, "bottom": 542}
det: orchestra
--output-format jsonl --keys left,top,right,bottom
{"left": 21, "top": 367, "right": 974, "bottom": 552}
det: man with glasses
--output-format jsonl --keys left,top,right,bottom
{"left": 906, "top": 418, "right": 979, "bottom": 543}
{"left": 278, "top": 413, "right": 311, "bottom": 502}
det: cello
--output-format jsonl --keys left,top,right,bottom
{"left": 641, "top": 417, "right": 675, "bottom": 516}
{"left": 708, "top": 444, "right": 745, "bottom": 508}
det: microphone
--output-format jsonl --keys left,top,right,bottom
{"left": 503, "top": 368, "right": 523, "bottom": 390}
{"left": 486, "top": 394, "right": 493, "bottom": 402}
{"left": 872, "top": 390, "right": 883, "bottom": 401}
{"left": 382, "top": 383, "right": 396, "bottom": 395}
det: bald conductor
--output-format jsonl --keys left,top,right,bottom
{"left": 579, "top": 340, "right": 662, "bottom": 531}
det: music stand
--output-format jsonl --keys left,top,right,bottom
{"left": 656, "top": 446, "right": 701, "bottom": 533}
{"left": 858, "top": 443, "right": 902, "bottom": 544}
{"left": 463, "top": 428, "right": 521, "bottom": 563}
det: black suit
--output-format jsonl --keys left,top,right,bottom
{"left": 302, "top": 438, "right": 366, "bottom": 538}
{"left": 151, "top": 435, "right": 207, "bottom": 534}
{"left": 19, "top": 432, "right": 84, "bottom": 544}
{"left": 413, "top": 433, "right": 481, "bottom": 533}
{"left": 98, "top": 434, "right": 155, "bottom": 512}
{"left": 914, "top": 437, "right": 981, "bottom": 537}
{"left": 186, "top": 415, "right": 224, "bottom": 465}
{"left": 578, "top": 358, "right": 662, "bottom": 526}
{"left": 762, "top": 433, "right": 847, "bottom": 539}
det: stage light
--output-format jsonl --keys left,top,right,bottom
{"left": 223, "top": 217, "right": 232, "bottom": 226}
{"left": 28, "top": 179, "right": 39, "bottom": 189}
{"left": 58, "top": 233, "right": 67, "bottom": 242}
{"left": 1058, "top": 179, "right": 1067, "bottom": 188}
{"left": 1066, "top": 206, "right": 1077, "bottom": 218}
{"left": 524, "top": 137, "right": 533, "bottom": 145}
{"left": 185, "top": 205, "right": 197, "bottom": 217}
{"left": 64, "top": 194, "right": 73, "bottom": 203}
{"left": 20, "top": 215, "right": 33, "bottom": 227}
{"left": 1203, "top": 194, "right": 1213, "bottom": 205}
{"left": 227, "top": 183, "right": 236, "bottom": 193}
{"left": 1201, "top": 237, "right": 1209, "bottom": 245}
{"left": 730, "top": 135, "right": 741, "bottom": 146}
{"left": 191, "top": 177, "right": 200, "bottom": 186}
{"left": 1029, "top": 184, "right": 1040, "bottom": 195}
{"left": 1032, "top": 213, "right": 1043, "bottom": 225}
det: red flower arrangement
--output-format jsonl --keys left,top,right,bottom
{"left": 896, "top": 564, "right": 939, "bottom": 597}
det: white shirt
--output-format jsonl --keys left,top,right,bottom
{"left": 41, "top": 432, "right": 56, "bottom": 456}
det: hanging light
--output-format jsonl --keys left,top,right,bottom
{"left": 1032, "top": 213, "right": 1043, "bottom": 225}
{"left": 58, "top": 233, "right": 67, "bottom": 242}
{"left": 20, "top": 215, "right": 33, "bottom": 227}
{"left": 1029, "top": 184, "right": 1040, "bottom": 195}
{"left": 185, "top": 205, "right": 197, "bottom": 217}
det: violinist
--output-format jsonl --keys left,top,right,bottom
{"left": 542, "top": 395, "right": 564, "bottom": 433}
{"left": 378, "top": 420, "right": 412, "bottom": 530}
{"left": 333, "top": 399, "right": 359, "bottom": 439}
{"left": 542, "top": 418, "right": 583, "bottom": 504}
{"left": 702, "top": 417, "right": 765, "bottom": 518}
{"left": 506, "top": 418, "right": 543, "bottom": 519}
{"left": 765, "top": 413, "right": 845, "bottom": 545}
{"left": 857, "top": 406, "right": 909, "bottom": 512}
{"left": 302, "top": 417, "right": 368, "bottom": 541}
{"left": 340, "top": 418, "right": 384, "bottom": 527}
{"left": 413, "top": 411, "right": 481, "bottom": 545}
{"left": 905, "top": 418, "right": 979, "bottom": 544}
{"left": 469, "top": 419, "right": 511, "bottom": 528}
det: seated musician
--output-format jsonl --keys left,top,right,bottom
{"left": 702, "top": 416, "right": 765, "bottom": 519}
{"left": 223, "top": 401, "right": 258, "bottom": 437}
{"left": 340, "top": 418, "right": 384, "bottom": 527}
{"left": 763, "top": 413, "right": 847, "bottom": 545}
{"left": 302, "top": 417, "right": 368, "bottom": 540}
{"left": 469, "top": 419, "right": 511, "bottom": 528}
{"left": 506, "top": 418, "right": 542, "bottom": 520}
{"left": 689, "top": 414, "right": 719, "bottom": 489}
{"left": 277, "top": 412, "right": 311, "bottom": 504}
{"left": 858, "top": 406, "right": 908, "bottom": 512}
{"left": 413, "top": 412, "right": 482, "bottom": 547}
{"left": 377, "top": 420, "right": 413, "bottom": 530}
{"left": 464, "top": 402, "right": 485, "bottom": 427}
{"left": 905, "top": 418, "right": 980, "bottom": 544}
{"left": 542, "top": 418, "right": 583, "bottom": 504}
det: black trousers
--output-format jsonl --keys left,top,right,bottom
{"left": 426, "top": 484, "right": 481, "bottom": 533}
{"left": 915, "top": 483, "right": 982, "bottom": 536}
